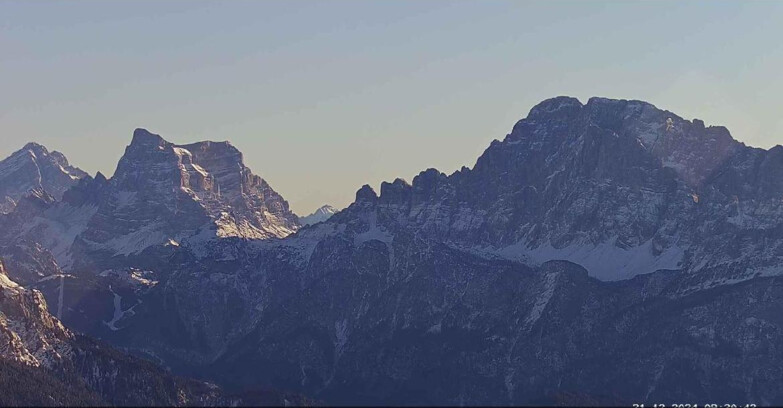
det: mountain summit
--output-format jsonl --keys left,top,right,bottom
{"left": 299, "top": 204, "right": 338, "bottom": 225}
{"left": 0, "top": 143, "right": 86, "bottom": 213}
{"left": 0, "top": 128, "right": 300, "bottom": 272}
{"left": 334, "top": 96, "right": 761, "bottom": 282}
{"left": 107, "top": 128, "right": 299, "bottom": 240}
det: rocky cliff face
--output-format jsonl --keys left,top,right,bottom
{"left": 0, "top": 143, "right": 86, "bottom": 214}
{"left": 82, "top": 128, "right": 299, "bottom": 253}
{"left": 107, "top": 129, "right": 298, "bottom": 241}
{"left": 0, "top": 259, "right": 73, "bottom": 368}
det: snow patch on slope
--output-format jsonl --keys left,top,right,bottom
{"left": 103, "top": 285, "right": 142, "bottom": 331}
{"left": 99, "top": 268, "right": 158, "bottom": 288}
{"left": 524, "top": 271, "right": 557, "bottom": 329}
{"left": 100, "top": 222, "right": 171, "bottom": 256}
{"left": 20, "top": 204, "right": 98, "bottom": 270}
{"left": 496, "top": 237, "right": 684, "bottom": 281}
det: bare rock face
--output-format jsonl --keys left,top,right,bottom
{"left": 95, "top": 128, "right": 299, "bottom": 245}
{"left": 0, "top": 143, "right": 86, "bottom": 214}
{"left": 0, "top": 259, "right": 73, "bottom": 368}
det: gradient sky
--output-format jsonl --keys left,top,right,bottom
{"left": 2, "top": 1, "right": 783, "bottom": 215}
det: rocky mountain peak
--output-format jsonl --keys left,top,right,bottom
{"left": 130, "top": 128, "right": 166, "bottom": 148}
{"left": 526, "top": 96, "right": 583, "bottom": 120}
{"left": 355, "top": 184, "right": 378, "bottom": 204}
{"left": 94, "top": 171, "right": 107, "bottom": 183}
{"left": 379, "top": 178, "right": 412, "bottom": 205}
{"left": 411, "top": 168, "right": 450, "bottom": 201}
{"left": 61, "top": 173, "right": 109, "bottom": 206}
{"left": 0, "top": 129, "right": 301, "bottom": 275}
{"left": 62, "top": 128, "right": 300, "bottom": 262}
{"left": 21, "top": 142, "right": 47, "bottom": 155}
{"left": 314, "top": 204, "right": 337, "bottom": 215}
{"left": 115, "top": 129, "right": 274, "bottom": 206}
{"left": 508, "top": 96, "right": 743, "bottom": 188}
{"left": 0, "top": 143, "right": 87, "bottom": 213}
{"left": 299, "top": 204, "right": 338, "bottom": 226}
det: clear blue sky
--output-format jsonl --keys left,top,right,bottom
{"left": 2, "top": 1, "right": 782, "bottom": 214}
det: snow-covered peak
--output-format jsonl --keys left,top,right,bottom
{"left": 21, "top": 142, "right": 48, "bottom": 155}
{"left": 314, "top": 204, "right": 337, "bottom": 215}
{"left": 299, "top": 204, "right": 338, "bottom": 225}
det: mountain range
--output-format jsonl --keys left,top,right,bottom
{"left": 2, "top": 96, "right": 782, "bottom": 405}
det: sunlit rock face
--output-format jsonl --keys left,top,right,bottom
{"left": 0, "top": 143, "right": 86, "bottom": 214}
{"left": 0, "top": 258, "right": 73, "bottom": 369}
{"left": 0, "top": 128, "right": 300, "bottom": 274}
{"left": 101, "top": 128, "right": 299, "bottom": 245}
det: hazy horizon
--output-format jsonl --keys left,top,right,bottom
{"left": 3, "top": 1, "right": 783, "bottom": 214}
